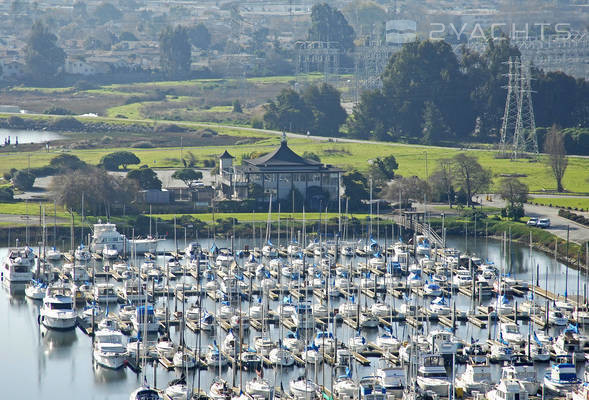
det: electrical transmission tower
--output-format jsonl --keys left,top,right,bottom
{"left": 515, "top": 60, "right": 538, "bottom": 157}
{"left": 499, "top": 57, "right": 538, "bottom": 159}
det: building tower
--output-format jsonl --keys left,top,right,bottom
{"left": 219, "top": 150, "right": 234, "bottom": 179}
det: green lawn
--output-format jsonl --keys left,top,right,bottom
{"left": 530, "top": 197, "right": 589, "bottom": 211}
{"left": 0, "top": 201, "right": 73, "bottom": 218}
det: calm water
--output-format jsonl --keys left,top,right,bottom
{"left": 0, "top": 128, "right": 62, "bottom": 144}
{"left": 0, "top": 236, "right": 586, "bottom": 399}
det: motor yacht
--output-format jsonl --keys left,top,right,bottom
{"left": 502, "top": 359, "right": 540, "bottom": 395}
{"left": 94, "top": 329, "right": 128, "bottom": 369}
{"left": 93, "top": 283, "right": 118, "bottom": 303}
{"left": 416, "top": 354, "right": 450, "bottom": 396}
{"left": 91, "top": 222, "right": 159, "bottom": 255}
{"left": 500, "top": 322, "right": 525, "bottom": 345}
{"left": 131, "top": 305, "right": 160, "bottom": 334}
{"left": 543, "top": 356, "right": 581, "bottom": 394}
{"left": 456, "top": 362, "right": 492, "bottom": 394}
{"left": 358, "top": 375, "right": 386, "bottom": 400}
{"left": 376, "top": 366, "right": 406, "bottom": 398}
{"left": 40, "top": 285, "right": 77, "bottom": 330}
{"left": 554, "top": 328, "right": 585, "bottom": 362}
{"left": 2, "top": 247, "right": 35, "bottom": 283}
{"left": 486, "top": 378, "right": 529, "bottom": 400}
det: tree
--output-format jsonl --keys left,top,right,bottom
{"left": 308, "top": 3, "right": 355, "bottom": 52}
{"left": 232, "top": 99, "right": 242, "bottom": 113}
{"left": 12, "top": 171, "right": 36, "bottom": 190}
{"left": 421, "top": 101, "right": 450, "bottom": 144}
{"left": 51, "top": 167, "right": 137, "bottom": 215}
{"left": 381, "top": 176, "right": 429, "bottom": 207}
{"left": 172, "top": 168, "right": 203, "bottom": 189}
{"left": 263, "top": 89, "right": 313, "bottom": 133}
{"left": 159, "top": 25, "right": 191, "bottom": 79}
{"left": 369, "top": 155, "right": 399, "bottom": 185}
{"left": 302, "top": 83, "right": 347, "bottom": 137}
{"left": 24, "top": 21, "right": 66, "bottom": 82}
{"left": 348, "top": 40, "right": 469, "bottom": 141}
{"left": 429, "top": 158, "right": 454, "bottom": 207}
{"left": 450, "top": 153, "right": 492, "bottom": 207}
{"left": 498, "top": 177, "right": 528, "bottom": 221}
{"left": 499, "top": 177, "right": 529, "bottom": 206}
{"left": 341, "top": 171, "right": 369, "bottom": 210}
{"left": 100, "top": 151, "right": 140, "bottom": 171}
{"left": 188, "top": 23, "right": 211, "bottom": 50}
{"left": 302, "top": 152, "right": 321, "bottom": 162}
{"left": 0, "top": 186, "right": 14, "bottom": 202}
{"left": 95, "top": 2, "right": 122, "bottom": 23}
{"left": 49, "top": 154, "right": 87, "bottom": 171}
{"left": 127, "top": 167, "right": 162, "bottom": 190}
{"left": 544, "top": 126, "right": 568, "bottom": 192}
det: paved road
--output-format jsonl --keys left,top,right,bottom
{"left": 421, "top": 196, "right": 589, "bottom": 244}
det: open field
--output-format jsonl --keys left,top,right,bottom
{"left": 530, "top": 197, "right": 589, "bottom": 211}
{"left": 1, "top": 127, "right": 588, "bottom": 193}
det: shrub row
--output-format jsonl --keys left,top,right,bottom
{"left": 558, "top": 209, "right": 589, "bottom": 226}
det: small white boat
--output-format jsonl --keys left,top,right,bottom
{"left": 301, "top": 347, "right": 323, "bottom": 364}
{"left": 376, "top": 333, "right": 400, "bottom": 353}
{"left": 289, "top": 377, "right": 319, "bottom": 400}
{"left": 549, "top": 309, "right": 569, "bottom": 326}
{"left": 268, "top": 347, "right": 295, "bottom": 367}
{"left": 155, "top": 337, "right": 176, "bottom": 360}
{"left": 254, "top": 336, "right": 276, "bottom": 356}
{"left": 173, "top": 348, "right": 197, "bottom": 369}
{"left": 348, "top": 335, "right": 368, "bottom": 353}
{"left": 25, "top": 281, "right": 47, "bottom": 300}
{"left": 74, "top": 244, "right": 91, "bottom": 261}
{"left": 423, "top": 282, "right": 442, "bottom": 297}
{"left": 246, "top": 377, "right": 273, "bottom": 399}
{"left": 129, "top": 386, "right": 162, "bottom": 400}
{"left": 334, "top": 375, "right": 358, "bottom": 398}
{"left": 206, "top": 343, "right": 227, "bottom": 367}
{"left": 46, "top": 247, "right": 62, "bottom": 261}
{"left": 209, "top": 379, "right": 232, "bottom": 400}
{"left": 103, "top": 244, "right": 119, "bottom": 259}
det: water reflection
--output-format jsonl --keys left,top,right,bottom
{"left": 40, "top": 325, "right": 78, "bottom": 357}
{"left": 93, "top": 364, "right": 127, "bottom": 384}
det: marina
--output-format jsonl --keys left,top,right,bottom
{"left": 1, "top": 221, "right": 589, "bottom": 400}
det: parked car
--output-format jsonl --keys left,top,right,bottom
{"left": 537, "top": 218, "right": 551, "bottom": 228}
{"left": 527, "top": 217, "right": 538, "bottom": 226}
